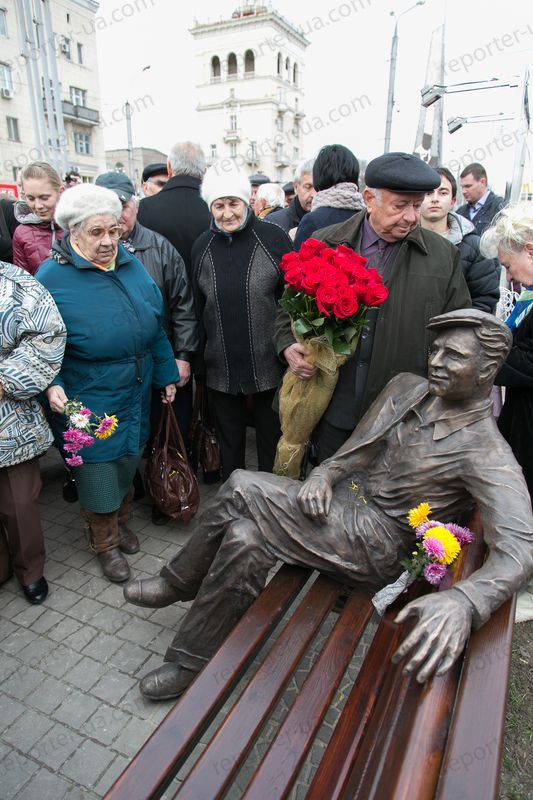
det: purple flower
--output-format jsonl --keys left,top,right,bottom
{"left": 446, "top": 523, "right": 475, "bottom": 546}
{"left": 415, "top": 520, "right": 443, "bottom": 539}
{"left": 63, "top": 430, "right": 94, "bottom": 448}
{"left": 423, "top": 563, "right": 447, "bottom": 586}
{"left": 422, "top": 537, "right": 446, "bottom": 561}
{"left": 65, "top": 455, "right": 83, "bottom": 467}
{"left": 80, "top": 407, "right": 92, "bottom": 417}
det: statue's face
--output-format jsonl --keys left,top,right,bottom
{"left": 428, "top": 329, "right": 483, "bottom": 400}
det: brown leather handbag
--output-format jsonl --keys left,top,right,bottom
{"left": 145, "top": 403, "right": 199, "bottom": 523}
{"left": 190, "top": 382, "right": 221, "bottom": 483}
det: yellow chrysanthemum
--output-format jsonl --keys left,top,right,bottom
{"left": 94, "top": 415, "right": 118, "bottom": 440}
{"left": 423, "top": 526, "right": 461, "bottom": 565}
{"left": 407, "top": 502, "right": 432, "bottom": 529}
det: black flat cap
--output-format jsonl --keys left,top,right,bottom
{"left": 365, "top": 152, "right": 440, "bottom": 193}
{"left": 283, "top": 181, "right": 294, "bottom": 194}
{"left": 249, "top": 173, "right": 271, "bottom": 186}
{"left": 142, "top": 163, "right": 168, "bottom": 182}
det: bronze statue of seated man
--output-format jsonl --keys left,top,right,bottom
{"left": 125, "top": 309, "right": 533, "bottom": 699}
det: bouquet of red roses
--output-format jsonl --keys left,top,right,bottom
{"left": 273, "top": 238, "right": 388, "bottom": 478}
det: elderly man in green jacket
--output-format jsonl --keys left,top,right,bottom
{"left": 275, "top": 152, "right": 472, "bottom": 461}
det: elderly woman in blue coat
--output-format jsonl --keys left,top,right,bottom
{"left": 37, "top": 184, "right": 179, "bottom": 583}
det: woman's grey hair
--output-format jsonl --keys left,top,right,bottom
{"left": 480, "top": 202, "right": 533, "bottom": 258}
{"left": 168, "top": 142, "right": 206, "bottom": 180}
{"left": 256, "top": 182, "right": 285, "bottom": 209}
{"left": 294, "top": 159, "right": 315, "bottom": 184}
{"left": 55, "top": 183, "right": 121, "bottom": 231}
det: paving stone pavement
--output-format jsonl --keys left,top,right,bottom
{"left": 1, "top": 445, "right": 376, "bottom": 799}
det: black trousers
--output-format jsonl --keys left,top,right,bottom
{"left": 209, "top": 388, "right": 281, "bottom": 480}
{"left": 315, "top": 418, "right": 354, "bottom": 463}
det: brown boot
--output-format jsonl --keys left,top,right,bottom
{"left": 117, "top": 487, "right": 140, "bottom": 554}
{"left": 82, "top": 509, "right": 131, "bottom": 582}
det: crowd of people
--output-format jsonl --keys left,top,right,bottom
{"left": 1, "top": 143, "right": 532, "bottom": 684}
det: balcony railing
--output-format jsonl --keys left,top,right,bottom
{"left": 43, "top": 97, "right": 100, "bottom": 126}
{"left": 223, "top": 128, "right": 241, "bottom": 143}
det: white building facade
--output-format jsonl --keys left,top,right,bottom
{"left": 0, "top": 0, "right": 105, "bottom": 186}
{"left": 191, "top": 3, "right": 308, "bottom": 183}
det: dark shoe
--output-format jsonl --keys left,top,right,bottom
{"left": 62, "top": 473, "right": 78, "bottom": 503}
{"left": 124, "top": 576, "right": 183, "bottom": 608}
{"left": 118, "top": 525, "right": 140, "bottom": 554}
{"left": 22, "top": 577, "right": 48, "bottom": 604}
{"left": 151, "top": 505, "right": 170, "bottom": 526}
{"left": 140, "top": 662, "right": 197, "bottom": 700}
{"left": 97, "top": 548, "right": 130, "bottom": 582}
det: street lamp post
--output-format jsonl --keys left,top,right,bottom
{"left": 384, "top": 1, "right": 426, "bottom": 153}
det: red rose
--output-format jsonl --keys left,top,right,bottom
{"left": 301, "top": 266, "right": 323, "bottom": 295}
{"left": 316, "top": 284, "right": 338, "bottom": 316}
{"left": 280, "top": 251, "right": 302, "bottom": 272}
{"left": 298, "top": 238, "right": 328, "bottom": 260}
{"left": 284, "top": 267, "right": 303, "bottom": 292}
{"left": 333, "top": 286, "right": 359, "bottom": 318}
{"left": 362, "top": 282, "right": 389, "bottom": 306}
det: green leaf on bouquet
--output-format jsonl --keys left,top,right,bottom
{"left": 310, "top": 317, "right": 325, "bottom": 327}
{"left": 324, "top": 326, "right": 334, "bottom": 346}
{"left": 333, "top": 341, "right": 352, "bottom": 356}
{"left": 294, "top": 318, "right": 313, "bottom": 336}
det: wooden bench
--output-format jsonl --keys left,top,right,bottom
{"left": 104, "top": 512, "right": 515, "bottom": 799}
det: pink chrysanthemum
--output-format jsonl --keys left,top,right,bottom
{"left": 65, "top": 455, "right": 83, "bottom": 467}
{"left": 63, "top": 430, "right": 94, "bottom": 447}
{"left": 415, "top": 520, "right": 443, "bottom": 539}
{"left": 422, "top": 536, "right": 446, "bottom": 561}
{"left": 423, "top": 563, "right": 447, "bottom": 586}
{"left": 80, "top": 407, "right": 92, "bottom": 417}
{"left": 446, "top": 523, "right": 475, "bottom": 546}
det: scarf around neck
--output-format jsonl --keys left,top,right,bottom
{"left": 311, "top": 182, "right": 365, "bottom": 212}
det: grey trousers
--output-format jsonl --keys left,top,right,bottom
{"left": 160, "top": 469, "right": 406, "bottom": 672}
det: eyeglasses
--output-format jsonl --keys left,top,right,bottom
{"left": 84, "top": 225, "right": 122, "bottom": 241}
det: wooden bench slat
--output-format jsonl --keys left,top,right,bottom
{"left": 172, "top": 574, "right": 343, "bottom": 799}
{"left": 104, "top": 565, "right": 311, "bottom": 800}
{"left": 436, "top": 596, "right": 515, "bottom": 800}
{"left": 241, "top": 590, "right": 374, "bottom": 800}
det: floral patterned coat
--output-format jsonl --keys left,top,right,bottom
{"left": 0, "top": 262, "right": 66, "bottom": 467}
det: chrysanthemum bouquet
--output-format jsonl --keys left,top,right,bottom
{"left": 62, "top": 398, "right": 118, "bottom": 467}
{"left": 273, "top": 238, "right": 388, "bottom": 478}
{"left": 372, "top": 502, "right": 475, "bottom": 615}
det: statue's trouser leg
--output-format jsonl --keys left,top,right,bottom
{"left": 164, "top": 516, "right": 277, "bottom": 671}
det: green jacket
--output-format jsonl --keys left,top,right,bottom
{"left": 274, "top": 211, "right": 472, "bottom": 431}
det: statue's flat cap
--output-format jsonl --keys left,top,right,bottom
{"left": 428, "top": 309, "right": 512, "bottom": 343}
{"left": 365, "top": 152, "right": 440, "bottom": 193}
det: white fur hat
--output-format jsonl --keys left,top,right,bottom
{"left": 55, "top": 183, "right": 122, "bottom": 231}
{"left": 201, "top": 161, "right": 251, "bottom": 209}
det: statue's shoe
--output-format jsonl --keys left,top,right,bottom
{"left": 124, "top": 576, "right": 183, "bottom": 607}
{"left": 140, "top": 663, "right": 197, "bottom": 700}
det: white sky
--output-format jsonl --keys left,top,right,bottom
{"left": 95, "top": 0, "right": 532, "bottom": 193}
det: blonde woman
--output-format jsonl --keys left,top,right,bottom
{"left": 12, "top": 161, "right": 64, "bottom": 275}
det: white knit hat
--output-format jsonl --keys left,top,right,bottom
{"left": 201, "top": 161, "right": 251, "bottom": 209}
{"left": 55, "top": 183, "right": 122, "bottom": 231}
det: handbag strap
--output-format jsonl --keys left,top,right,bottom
{"left": 165, "top": 401, "right": 188, "bottom": 459}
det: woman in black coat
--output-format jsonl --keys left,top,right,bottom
{"left": 294, "top": 144, "right": 365, "bottom": 249}
{"left": 192, "top": 163, "right": 293, "bottom": 480}
{"left": 482, "top": 203, "right": 533, "bottom": 497}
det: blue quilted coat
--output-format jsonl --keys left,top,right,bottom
{"left": 36, "top": 237, "right": 179, "bottom": 463}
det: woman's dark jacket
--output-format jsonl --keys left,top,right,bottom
{"left": 36, "top": 238, "right": 179, "bottom": 463}
{"left": 445, "top": 212, "right": 500, "bottom": 314}
{"left": 125, "top": 222, "right": 199, "bottom": 360}
{"left": 496, "top": 308, "right": 533, "bottom": 497}
{"left": 294, "top": 207, "right": 355, "bottom": 249}
{"left": 192, "top": 213, "right": 293, "bottom": 394}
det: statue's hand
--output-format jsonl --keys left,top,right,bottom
{"left": 392, "top": 592, "right": 473, "bottom": 683}
{"left": 297, "top": 473, "right": 332, "bottom": 522}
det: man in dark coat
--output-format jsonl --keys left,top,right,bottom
{"left": 0, "top": 197, "right": 18, "bottom": 263}
{"left": 420, "top": 167, "right": 500, "bottom": 313}
{"left": 267, "top": 159, "right": 315, "bottom": 234}
{"left": 274, "top": 152, "right": 472, "bottom": 461}
{"left": 137, "top": 142, "right": 211, "bottom": 279}
{"left": 456, "top": 163, "right": 505, "bottom": 236}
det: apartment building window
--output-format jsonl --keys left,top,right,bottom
{"left": 229, "top": 114, "right": 237, "bottom": 131}
{"left": 230, "top": 143, "right": 237, "bottom": 158}
{"left": 210, "top": 144, "right": 217, "bottom": 158}
{"left": 0, "top": 62, "right": 13, "bottom": 92}
{"left": 70, "top": 86, "right": 87, "bottom": 106}
{"left": 276, "top": 115, "right": 283, "bottom": 131}
{"left": 6, "top": 116, "right": 19, "bottom": 141}
{"left": 61, "top": 37, "right": 71, "bottom": 59}
{"left": 0, "top": 9, "right": 7, "bottom": 37}
{"left": 74, "top": 131, "right": 91, "bottom": 155}
{"left": 77, "top": 43, "right": 83, "bottom": 64}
